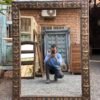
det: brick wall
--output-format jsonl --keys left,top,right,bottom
{"left": 21, "top": 9, "right": 81, "bottom": 73}
{"left": 21, "top": 9, "right": 80, "bottom": 44}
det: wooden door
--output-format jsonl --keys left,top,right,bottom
{"left": 0, "top": 15, "right": 12, "bottom": 66}
{"left": 44, "top": 29, "right": 70, "bottom": 65}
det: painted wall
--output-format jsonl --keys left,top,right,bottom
{"left": 0, "top": 15, "right": 7, "bottom": 65}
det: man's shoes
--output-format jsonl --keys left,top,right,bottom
{"left": 46, "top": 79, "right": 50, "bottom": 84}
{"left": 54, "top": 75, "right": 58, "bottom": 81}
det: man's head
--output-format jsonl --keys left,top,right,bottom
{"left": 51, "top": 44, "right": 57, "bottom": 54}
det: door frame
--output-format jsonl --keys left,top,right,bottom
{"left": 43, "top": 29, "right": 70, "bottom": 65}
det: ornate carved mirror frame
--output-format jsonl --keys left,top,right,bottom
{"left": 12, "top": 1, "right": 90, "bottom": 100}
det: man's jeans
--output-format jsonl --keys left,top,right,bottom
{"left": 45, "top": 62, "right": 64, "bottom": 80}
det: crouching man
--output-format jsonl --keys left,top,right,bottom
{"left": 44, "top": 44, "right": 64, "bottom": 84}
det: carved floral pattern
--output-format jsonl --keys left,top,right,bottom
{"left": 12, "top": 1, "right": 90, "bottom": 100}
{"left": 81, "top": 0, "right": 90, "bottom": 100}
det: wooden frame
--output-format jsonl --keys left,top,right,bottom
{"left": 20, "top": 16, "right": 33, "bottom": 41}
{"left": 21, "top": 41, "right": 34, "bottom": 79}
{"left": 12, "top": 1, "right": 90, "bottom": 100}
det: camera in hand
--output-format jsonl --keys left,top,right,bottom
{"left": 51, "top": 50, "right": 56, "bottom": 54}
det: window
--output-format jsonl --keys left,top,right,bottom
{"left": 21, "top": 18, "right": 31, "bottom": 32}
{"left": 41, "top": 25, "right": 65, "bottom": 31}
{"left": 20, "top": 16, "right": 39, "bottom": 42}
{"left": 20, "top": 17, "right": 32, "bottom": 42}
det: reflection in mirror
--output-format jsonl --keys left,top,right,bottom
{"left": 20, "top": 15, "right": 82, "bottom": 97}
{"left": 20, "top": 16, "right": 34, "bottom": 78}
{"left": 20, "top": 16, "right": 42, "bottom": 79}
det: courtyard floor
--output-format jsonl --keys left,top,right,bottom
{"left": 0, "top": 55, "right": 100, "bottom": 100}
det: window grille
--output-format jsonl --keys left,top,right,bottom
{"left": 41, "top": 25, "right": 65, "bottom": 31}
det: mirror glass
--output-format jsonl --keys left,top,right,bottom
{"left": 20, "top": 11, "right": 82, "bottom": 97}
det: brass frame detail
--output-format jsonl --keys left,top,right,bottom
{"left": 12, "top": 1, "right": 90, "bottom": 100}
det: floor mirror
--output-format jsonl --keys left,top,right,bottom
{"left": 12, "top": 1, "right": 90, "bottom": 100}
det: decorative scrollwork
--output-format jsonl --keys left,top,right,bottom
{"left": 81, "top": 0, "right": 90, "bottom": 100}
{"left": 12, "top": 1, "right": 90, "bottom": 100}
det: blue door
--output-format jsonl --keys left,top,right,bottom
{"left": 44, "top": 29, "right": 70, "bottom": 65}
{"left": 0, "top": 15, "right": 12, "bottom": 66}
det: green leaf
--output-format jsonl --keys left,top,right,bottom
{"left": 0, "top": 0, "right": 13, "bottom": 5}
{"left": 0, "top": 0, "right": 13, "bottom": 14}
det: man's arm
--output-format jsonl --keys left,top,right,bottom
{"left": 44, "top": 54, "right": 51, "bottom": 64}
{"left": 56, "top": 54, "right": 63, "bottom": 66}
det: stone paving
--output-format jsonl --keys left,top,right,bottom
{"left": 0, "top": 79, "right": 12, "bottom": 100}
{"left": 21, "top": 74, "right": 81, "bottom": 97}
{"left": 90, "top": 61, "right": 100, "bottom": 100}
{"left": 0, "top": 56, "right": 100, "bottom": 100}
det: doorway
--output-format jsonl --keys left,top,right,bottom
{"left": 43, "top": 29, "right": 70, "bottom": 71}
